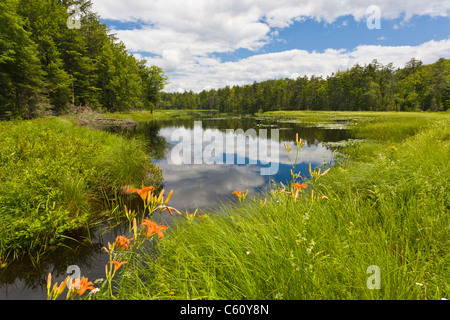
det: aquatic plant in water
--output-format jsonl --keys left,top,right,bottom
{"left": 46, "top": 185, "right": 188, "bottom": 300}
{"left": 46, "top": 132, "right": 333, "bottom": 300}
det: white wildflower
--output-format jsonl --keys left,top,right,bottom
{"left": 275, "top": 293, "right": 284, "bottom": 300}
{"left": 90, "top": 288, "right": 100, "bottom": 295}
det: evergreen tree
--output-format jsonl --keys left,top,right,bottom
{"left": 0, "top": 0, "right": 44, "bottom": 118}
{"left": 0, "top": 0, "right": 168, "bottom": 118}
{"left": 139, "top": 64, "right": 169, "bottom": 113}
{"left": 160, "top": 58, "right": 448, "bottom": 113}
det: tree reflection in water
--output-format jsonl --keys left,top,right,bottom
{"left": 0, "top": 114, "right": 355, "bottom": 299}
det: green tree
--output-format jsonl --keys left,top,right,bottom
{"left": 426, "top": 58, "right": 450, "bottom": 111}
{"left": 0, "top": 0, "right": 44, "bottom": 118}
{"left": 19, "top": 0, "right": 73, "bottom": 113}
{"left": 139, "top": 64, "right": 169, "bottom": 112}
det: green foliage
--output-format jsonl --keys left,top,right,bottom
{"left": 161, "top": 58, "right": 450, "bottom": 114}
{"left": 0, "top": 0, "right": 44, "bottom": 118}
{"left": 0, "top": 117, "right": 163, "bottom": 259}
{"left": 0, "top": 0, "right": 168, "bottom": 119}
{"left": 116, "top": 115, "right": 449, "bottom": 300}
{"left": 139, "top": 64, "right": 169, "bottom": 112}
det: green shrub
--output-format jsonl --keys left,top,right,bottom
{"left": 0, "top": 117, "right": 162, "bottom": 259}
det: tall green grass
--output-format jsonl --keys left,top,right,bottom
{"left": 116, "top": 116, "right": 449, "bottom": 300}
{"left": 0, "top": 117, "right": 162, "bottom": 260}
{"left": 68, "top": 109, "right": 200, "bottom": 123}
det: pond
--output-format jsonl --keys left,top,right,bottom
{"left": 0, "top": 114, "right": 355, "bottom": 300}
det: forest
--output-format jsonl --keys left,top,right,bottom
{"left": 0, "top": 0, "right": 168, "bottom": 119}
{"left": 160, "top": 57, "right": 450, "bottom": 113}
{"left": 1, "top": 0, "right": 449, "bottom": 120}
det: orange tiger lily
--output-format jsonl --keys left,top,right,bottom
{"left": 114, "top": 235, "right": 133, "bottom": 250}
{"left": 232, "top": 189, "right": 248, "bottom": 199}
{"left": 128, "top": 186, "right": 155, "bottom": 202}
{"left": 141, "top": 219, "right": 169, "bottom": 239}
{"left": 108, "top": 260, "right": 128, "bottom": 274}
{"left": 292, "top": 183, "right": 308, "bottom": 191}
{"left": 70, "top": 276, "right": 95, "bottom": 296}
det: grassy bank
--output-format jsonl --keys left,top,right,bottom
{"left": 264, "top": 110, "right": 449, "bottom": 141}
{"left": 261, "top": 110, "right": 448, "bottom": 122}
{"left": 115, "top": 112, "right": 448, "bottom": 300}
{"left": 67, "top": 109, "right": 213, "bottom": 124}
{"left": 0, "top": 117, "right": 162, "bottom": 261}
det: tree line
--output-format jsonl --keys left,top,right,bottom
{"left": 0, "top": 0, "right": 168, "bottom": 119}
{"left": 160, "top": 58, "right": 449, "bottom": 113}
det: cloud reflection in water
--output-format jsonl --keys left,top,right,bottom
{"left": 154, "top": 124, "right": 335, "bottom": 212}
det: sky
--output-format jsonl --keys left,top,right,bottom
{"left": 90, "top": 0, "right": 450, "bottom": 93}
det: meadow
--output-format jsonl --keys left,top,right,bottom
{"left": 1, "top": 111, "right": 448, "bottom": 300}
{"left": 67, "top": 109, "right": 214, "bottom": 123}
{"left": 111, "top": 111, "right": 449, "bottom": 300}
{"left": 0, "top": 117, "right": 162, "bottom": 262}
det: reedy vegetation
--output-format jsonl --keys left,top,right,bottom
{"left": 113, "top": 112, "right": 449, "bottom": 300}
{"left": 46, "top": 184, "right": 182, "bottom": 300}
{"left": 0, "top": 117, "right": 163, "bottom": 260}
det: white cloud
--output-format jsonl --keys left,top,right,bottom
{"left": 92, "top": 0, "right": 449, "bottom": 55}
{"left": 90, "top": 0, "right": 450, "bottom": 91}
{"left": 155, "top": 125, "right": 334, "bottom": 209}
{"left": 92, "top": 0, "right": 450, "bottom": 26}
{"left": 151, "top": 38, "right": 450, "bottom": 92}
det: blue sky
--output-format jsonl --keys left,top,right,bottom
{"left": 212, "top": 15, "right": 449, "bottom": 61}
{"left": 91, "top": 1, "right": 450, "bottom": 92}
{"left": 266, "top": 16, "right": 448, "bottom": 50}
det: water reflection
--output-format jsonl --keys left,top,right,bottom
{"left": 136, "top": 116, "right": 350, "bottom": 213}
{"left": 154, "top": 129, "right": 335, "bottom": 212}
{"left": 0, "top": 115, "right": 353, "bottom": 299}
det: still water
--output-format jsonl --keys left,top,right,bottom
{"left": 0, "top": 114, "right": 353, "bottom": 299}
